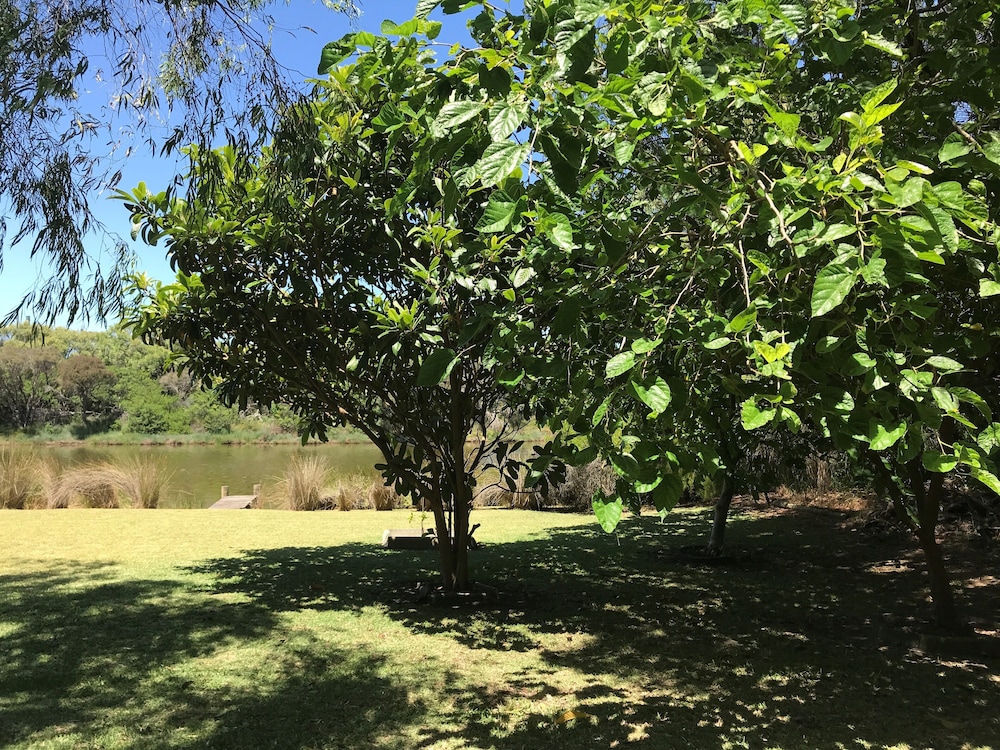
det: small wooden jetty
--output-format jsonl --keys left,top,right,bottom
{"left": 209, "top": 484, "right": 260, "bottom": 510}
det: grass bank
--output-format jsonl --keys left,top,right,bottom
{"left": 1, "top": 505, "right": 997, "bottom": 749}
{"left": 8, "top": 426, "right": 369, "bottom": 446}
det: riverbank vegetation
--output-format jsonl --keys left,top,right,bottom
{"left": 0, "top": 323, "right": 368, "bottom": 443}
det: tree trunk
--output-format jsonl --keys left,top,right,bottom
{"left": 908, "top": 452, "right": 965, "bottom": 633}
{"left": 871, "top": 450, "right": 965, "bottom": 632}
{"left": 707, "top": 472, "right": 734, "bottom": 555}
{"left": 915, "top": 525, "right": 961, "bottom": 632}
{"left": 430, "top": 488, "right": 455, "bottom": 591}
{"left": 441, "top": 366, "right": 471, "bottom": 591}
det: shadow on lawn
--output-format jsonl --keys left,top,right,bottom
{"left": 0, "top": 563, "right": 413, "bottom": 749}
{"left": 186, "top": 506, "right": 1000, "bottom": 749}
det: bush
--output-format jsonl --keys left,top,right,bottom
{"left": 547, "top": 460, "right": 615, "bottom": 512}
{"left": 124, "top": 405, "right": 170, "bottom": 434}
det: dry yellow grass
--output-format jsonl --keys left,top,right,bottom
{"left": 0, "top": 443, "right": 39, "bottom": 509}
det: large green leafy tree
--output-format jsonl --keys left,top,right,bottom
{"left": 310, "top": 0, "right": 1000, "bottom": 630}
{"left": 122, "top": 46, "right": 537, "bottom": 590}
{"left": 0, "top": 0, "right": 356, "bottom": 324}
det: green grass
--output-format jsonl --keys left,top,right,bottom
{"left": 1, "top": 505, "right": 997, "bottom": 749}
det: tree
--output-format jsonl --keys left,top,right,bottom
{"left": 306, "top": 0, "right": 1000, "bottom": 630}
{"left": 0, "top": 0, "right": 356, "bottom": 324}
{"left": 0, "top": 344, "right": 59, "bottom": 428}
{"left": 121, "top": 46, "right": 544, "bottom": 590}
{"left": 57, "top": 354, "right": 118, "bottom": 425}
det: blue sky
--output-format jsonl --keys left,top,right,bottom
{"left": 0, "top": 0, "right": 481, "bottom": 327}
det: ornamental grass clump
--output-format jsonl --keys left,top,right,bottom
{"left": 368, "top": 479, "right": 402, "bottom": 511}
{"left": 283, "top": 455, "right": 332, "bottom": 511}
{"left": 101, "top": 456, "right": 172, "bottom": 509}
{"left": 0, "top": 444, "right": 40, "bottom": 509}
{"left": 56, "top": 466, "right": 121, "bottom": 508}
{"left": 40, "top": 457, "right": 171, "bottom": 509}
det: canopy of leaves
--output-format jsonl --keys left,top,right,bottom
{"left": 310, "top": 0, "right": 1000, "bottom": 524}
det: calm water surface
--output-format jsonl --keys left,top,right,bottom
{"left": 43, "top": 443, "right": 383, "bottom": 508}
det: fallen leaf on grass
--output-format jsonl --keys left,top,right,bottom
{"left": 555, "top": 709, "right": 596, "bottom": 724}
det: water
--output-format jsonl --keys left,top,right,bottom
{"left": 41, "top": 443, "right": 384, "bottom": 508}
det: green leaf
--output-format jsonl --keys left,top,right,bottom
{"left": 727, "top": 305, "right": 757, "bottom": 333}
{"left": 592, "top": 394, "right": 612, "bottom": 426}
{"left": 980, "top": 280, "right": 1000, "bottom": 297}
{"left": 970, "top": 467, "right": 1000, "bottom": 495}
{"left": 606, "top": 351, "right": 636, "bottom": 378}
{"left": 417, "top": 348, "right": 458, "bottom": 386}
{"left": 547, "top": 212, "right": 574, "bottom": 250}
{"left": 498, "top": 368, "right": 525, "bottom": 386}
{"left": 922, "top": 205, "right": 958, "bottom": 253}
{"left": 741, "top": 399, "right": 775, "bottom": 430}
{"left": 471, "top": 142, "right": 529, "bottom": 187}
{"left": 926, "top": 356, "right": 962, "bottom": 373}
{"left": 868, "top": 420, "right": 907, "bottom": 450}
{"left": 630, "top": 338, "right": 662, "bottom": 354}
{"left": 511, "top": 266, "right": 534, "bottom": 288}
{"left": 861, "top": 32, "right": 904, "bottom": 58}
{"left": 886, "top": 177, "right": 924, "bottom": 208}
{"left": 922, "top": 450, "right": 958, "bottom": 473}
{"left": 861, "top": 79, "right": 897, "bottom": 111}
{"left": 415, "top": 0, "right": 441, "bottom": 18}
{"left": 614, "top": 139, "right": 635, "bottom": 166}
{"left": 817, "top": 224, "right": 857, "bottom": 244}
{"left": 488, "top": 104, "right": 526, "bottom": 141}
{"left": 704, "top": 337, "right": 733, "bottom": 350}
{"left": 811, "top": 262, "right": 857, "bottom": 317}
{"left": 938, "top": 139, "right": 972, "bottom": 164}
{"left": 630, "top": 376, "right": 672, "bottom": 417}
{"left": 431, "top": 100, "right": 487, "bottom": 137}
{"left": 953, "top": 387, "right": 991, "bottom": 420}
{"left": 604, "top": 26, "right": 629, "bottom": 73}
{"left": 977, "top": 423, "right": 1000, "bottom": 453}
{"left": 650, "top": 474, "right": 682, "bottom": 517}
{"left": 476, "top": 196, "right": 517, "bottom": 232}
{"left": 317, "top": 37, "right": 356, "bottom": 74}
{"left": 593, "top": 492, "right": 623, "bottom": 533}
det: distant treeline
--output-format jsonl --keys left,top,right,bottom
{"left": 0, "top": 323, "right": 307, "bottom": 439}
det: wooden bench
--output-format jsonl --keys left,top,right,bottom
{"left": 382, "top": 528, "right": 435, "bottom": 550}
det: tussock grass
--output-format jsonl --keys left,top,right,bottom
{"left": 0, "top": 443, "right": 40, "bottom": 509}
{"left": 32, "top": 455, "right": 172, "bottom": 509}
{"left": 368, "top": 479, "right": 403, "bottom": 511}
{"left": 282, "top": 454, "right": 332, "bottom": 510}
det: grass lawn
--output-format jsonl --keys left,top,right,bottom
{"left": 1, "top": 504, "right": 998, "bottom": 749}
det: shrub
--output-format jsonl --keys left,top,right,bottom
{"left": 547, "top": 460, "right": 615, "bottom": 512}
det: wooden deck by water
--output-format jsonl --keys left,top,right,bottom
{"left": 208, "top": 484, "right": 260, "bottom": 510}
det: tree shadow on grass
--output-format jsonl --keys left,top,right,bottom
{"left": 187, "top": 506, "right": 1000, "bottom": 749}
{"left": 0, "top": 562, "right": 415, "bottom": 749}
